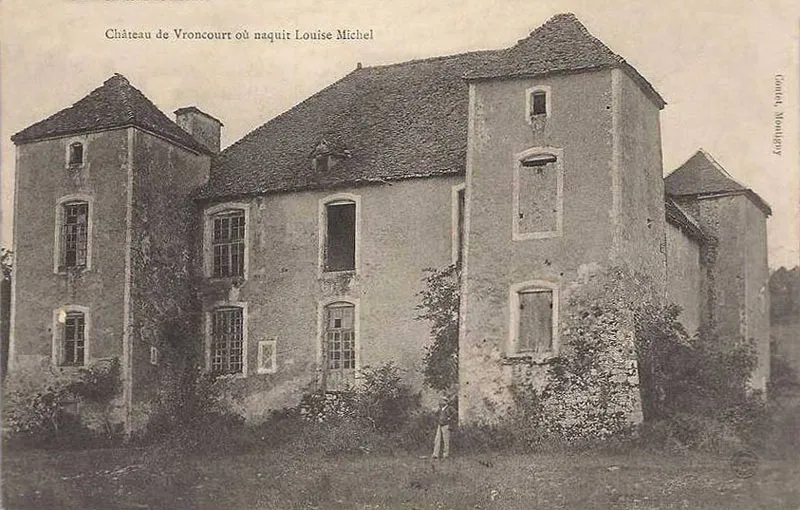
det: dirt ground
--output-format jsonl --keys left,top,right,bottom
{"left": 2, "top": 445, "right": 799, "bottom": 509}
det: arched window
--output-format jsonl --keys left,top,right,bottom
{"left": 52, "top": 306, "right": 90, "bottom": 367}
{"left": 323, "top": 301, "right": 357, "bottom": 391}
{"left": 56, "top": 197, "right": 91, "bottom": 271}
{"left": 321, "top": 196, "right": 358, "bottom": 273}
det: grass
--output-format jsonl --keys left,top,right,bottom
{"left": 2, "top": 444, "right": 799, "bottom": 509}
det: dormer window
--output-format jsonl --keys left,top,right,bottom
{"left": 526, "top": 86, "right": 551, "bottom": 123}
{"left": 314, "top": 155, "right": 330, "bottom": 172}
{"left": 68, "top": 142, "right": 84, "bottom": 166}
{"left": 311, "top": 139, "right": 350, "bottom": 172}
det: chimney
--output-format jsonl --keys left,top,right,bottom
{"left": 174, "top": 106, "right": 223, "bottom": 154}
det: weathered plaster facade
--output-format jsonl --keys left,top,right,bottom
{"left": 9, "top": 14, "right": 772, "bottom": 432}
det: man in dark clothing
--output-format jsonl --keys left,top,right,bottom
{"left": 432, "top": 396, "right": 456, "bottom": 459}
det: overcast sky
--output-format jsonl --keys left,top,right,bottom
{"left": 1, "top": 0, "right": 798, "bottom": 268}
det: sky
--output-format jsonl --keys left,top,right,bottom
{"left": 1, "top": 0, "right": 798, "bottom": 268}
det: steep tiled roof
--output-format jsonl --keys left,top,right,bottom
{"left": 665, "top": 196, "right": 714, "bottom": 243}
{"left": 665, "top": 149, "right": 771, "bottom": 215}
{"left": 11, "top": 74, "right": 212, "bottom": 155}
{"left": 198, "top": 13, "right": 664, "bottom": 201}
{"left": 197, "top": 50, "right": 505, "bottom": 200}
{"left": 465, "top": 13, "right": 665, "bottom": 108}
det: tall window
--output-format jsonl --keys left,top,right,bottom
{"left": 60, "top": 202, "right": 88, "bottom": 269}
{"left": 531, "top": 91, "right": 547, "bottom": 116}
{"left": 526, "top": 85, "right": 551, "bottom": 122}
{"left": 517, "top": 290, "right": 553, "bottom": 354}
{"left": 68, "top": 142, "right": 84, "bottom": 166}
{"left": 62, "top": 312, "right": 86, "bottom": 366}
{"left": 324, "top": 201, "right": 356, "bottom": 272}
{"left": 324, "top": 302, "right": 356, "bottom": 391}
{"left": 212, "top": 210, "right": 245, "bottom": 278}
{"left": 211, "top": 307, "right": 244, "bottom": 375}
{"left": 456, "top": 186, "right": 466, "bottom": 267}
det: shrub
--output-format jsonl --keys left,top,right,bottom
{"left": 3, "top": 358, "right": 122, "bottom": 448}
{"left": 416, "top": 264, "right": 460, "bottom": 392}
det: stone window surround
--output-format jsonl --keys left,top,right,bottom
{"left": 512, "top": 146, "right": 564, "bottom": 241}
{"left": 507, "top": 280, "right": 559, "bottom": 362}
{"left": 204, "top": 301, "right": 249, "bottom": 378}
{"left": 525, "top": 85, "right": 552, "bottom": 122}
{"left": 51, "top": 305, "right": 91, "bottom": 367}
{"left": 203, "top": 202, "right": 250, "bottom": 280}
{"left": 65, "top": 136, "right": 87, "bottom": 168}
{"left": 318, "top": 193, "right": 361, "bottom": 277}
{"left": 53, "top": 194, "right": 94, "bottom": 274}
{"left": 257, "top": 339, "right": 278, "bottom": 374}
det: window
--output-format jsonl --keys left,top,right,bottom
{"left": 211, "top": 307, "right": 244, "bottom": 375}
{"left": 150, "top": 346, "right": 159, "bottom": 365}
{"left": 68, "top": 142, "right": 84, "bottom": 166}
{"left": 526, "top": 85, "right": 551, "bottom": 122}
{"left": 212, "top": 209, "right": 245, "bottom": 278}
{"left": 509, "top": 282, "right": 558, "bottom": 360}
{"left": 60, "top": 202, "right": 89, "bottom": 269}
{"left": 324, "top": 302, "right": 356, "bottom": 391}
{"left": 324, "top": 201, "right": 356, "bottom": 272}
{"left": 452, "top": 184, "right": 466, "bottom": 266}
{"left": 62, "top": 312, "right": 86, "bottom": 366}
{"left": 513, "top": 148, "right": 563, "bottom": 240}
{"left": 257, "top": 339, "right": 277, "bottom": 374}
{"left": 518, "top": 291, "right": 552, "bottom": 353}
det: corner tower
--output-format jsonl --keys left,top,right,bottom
{"left": 459, "top": 14, "right": 668, "bottom": 422}
{"left": 9, "top": 74, "right": 215, "bottom": 433}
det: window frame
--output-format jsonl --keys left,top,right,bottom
{"left": 525, "top": 85, "right": 552, "bottom": 122}
{"left": 508, "top": 280, "right": 559, "bottom": 362}
{"left": 512, "top": 147, "right": 564, "bottom": 241}
{"left": 317, "top": 298, "right": 360, "bottom": 392}
{"left": 54, "top": 195, "right": 93, "bottom": 274}
{"left": 451, "top": 183, "right": 466, "bottom": 266}
{"left": 257, "top": 339, "right": 278, "bottom": 374}
{"left": 203, "top": 202, "right": 250, "bottom": 280}
{"left": 52, "top": 305, "right": 90, "bottom": 367}
{"left": 318, "top": 193, "right": 361, "bottom": 276}
{"left": 65, "top": 137, "right": 87, "bottom": 168}
{"left": 205, "top": 302, "right": 248, "bottom": 378}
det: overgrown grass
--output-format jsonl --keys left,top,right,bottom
{"left": 3, "top": 443, "right": 798, "bottom": 510}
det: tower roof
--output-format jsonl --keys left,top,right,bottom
{"left": 11, "top": 74, "right": 212, "bottom": 155}
{"left": 665, "top": 149, "right": 771, "bottom": 215}
{"left": 464, "top": 13, "right": 665, "bottom": 109}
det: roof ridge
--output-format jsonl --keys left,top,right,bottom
{"left": 216, "top": 68, "right": 361, "bottom": 158}
{"left": 360, "top": 48, "right": 504, "bottom": 72}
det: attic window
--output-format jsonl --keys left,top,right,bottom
{"left": 68, "top": 142, "right": 84, "bottom": 166}
{"left": 531, "top": 92, "right": 547, "bottom": 116}
{"left": 314, "top": 155, "right": 330, "bottom": 172}
{"left": 526, "top": 86, "right": 551, "bottom": 122}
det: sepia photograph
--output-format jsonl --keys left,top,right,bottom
{"left": 1, "top": 1, "right": 798, "bottom": 508}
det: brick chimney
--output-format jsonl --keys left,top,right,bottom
{"left": 174, "top": 106, "right": 223, "bottom": 154}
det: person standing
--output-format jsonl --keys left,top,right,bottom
{"left": 432, "top": 396, "right": 455, "bottom": 459}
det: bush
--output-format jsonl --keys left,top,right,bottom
{"left": 416, "top": 264, "right": 460, "bottom": 392}
{"left": 3, "top": 358, "right": 123, "bottom": 449}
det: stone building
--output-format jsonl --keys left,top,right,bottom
{"left": 8, "top": 14, "right": 770, "bottom": 432}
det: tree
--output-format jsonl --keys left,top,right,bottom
{"left": 416, "top": 264, "right": 460, "bottom": 392}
